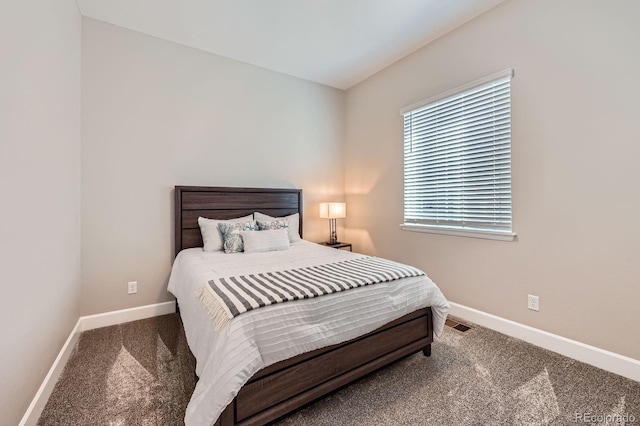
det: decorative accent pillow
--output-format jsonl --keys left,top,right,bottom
{"left": 217, "top": 221, "right": 256, "bottom": 253}
{"left": 198, "top": 215, "right": 253, "bottom": 252}
{"left": 240, "top": 229, "right": 290, "bottom": 253}
{"left": 254, "top": 212, "right": 301, "bottom": 242}
{"left": 257, "top": 219, "right": 289, "bottom": 231}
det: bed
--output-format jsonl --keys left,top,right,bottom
{"left": 170, "top": 186, "right": 449, "bottom": 426}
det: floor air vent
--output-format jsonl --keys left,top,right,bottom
{"left": 445, "top": 317, "right": 472, "bottom": 333}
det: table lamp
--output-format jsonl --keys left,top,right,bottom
{"left": 319, "top": 202, "right": 346, "bottom": 244}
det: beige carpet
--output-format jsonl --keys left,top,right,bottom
{"left": 37, "top": 314, "right": 196, "bottom": 425}
{"left": 38, "top": 314, "right": 640, "bottom": 425}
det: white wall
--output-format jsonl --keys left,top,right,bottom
{"left": 81, "top": 19, "right": 346, "bottom": 315}
{"left": 0, "top": 1, "right": 81, "bottom": 424}
{"left": 345, "top": 0, "right": 640, "bottom": 360}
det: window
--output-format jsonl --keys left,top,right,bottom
{"left": 401, "top": 69, "right": 515, "bottom": 241}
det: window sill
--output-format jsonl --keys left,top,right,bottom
{"left": 400, "top": 224, "right": 517, "bottom": 242}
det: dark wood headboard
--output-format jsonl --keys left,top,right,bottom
{"left": 174, "top": 186, "right": 303, "bottom": 258}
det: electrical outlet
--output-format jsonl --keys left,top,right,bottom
{"left": 528, "top": 294, "right": 539, "bottom": 311}
{"left": 128, "top": 281, "right": 137, "bottom": 295}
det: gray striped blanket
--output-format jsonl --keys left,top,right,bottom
{"left": 197, "top": 256, "right": 425, "bottom": 330}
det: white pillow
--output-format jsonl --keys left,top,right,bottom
{"left": 198, "top": 215, "right": 253, "bottom": 252}
{"left": 240, "top": 229, "right": 290, "bottom": 253}
{"left": 253, "top": 212, "right": 301, "bottom": 242}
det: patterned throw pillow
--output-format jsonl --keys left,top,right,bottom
{"left": 218, "top": 221, "right": 256, "bottom": 253}
{"left": 198, "top": 215, "right": 254, "bottom": 252}
{"left": 254, "top": 212, "right": 301, "bottom": 242}
{"left": 256, "top": 220, "right": 289, "bottom": 231}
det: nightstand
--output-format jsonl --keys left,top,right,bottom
{"left": 321, "top": 242, "right": 352, "bottom": 252}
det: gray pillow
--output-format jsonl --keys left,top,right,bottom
{"left": 218, "top": 221, "right": 256, "bottom": 253}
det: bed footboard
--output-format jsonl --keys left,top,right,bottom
{"left": 215, "top": 307, "right": 433, "bottom": 426}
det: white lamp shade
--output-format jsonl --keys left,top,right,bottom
{"left": 319, "top": 202, "right": 346, "bottom": 219}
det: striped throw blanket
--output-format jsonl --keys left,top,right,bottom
{"left": 198, "top": 256, "right": 425, "bottom": 330}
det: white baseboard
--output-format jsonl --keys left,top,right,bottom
{"left": 19, "top": 319, "right": 82, "bottom": 426}
{"left": 19, "top": 301, "right": 177, "bottom": 425}
{"left": 448, "top": 302, "right": 640, "bottom": 382}
{"left": 80, "top": 301, "right": 176, "bottom": 331}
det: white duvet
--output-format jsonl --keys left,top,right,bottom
{"left": 167, "top": 241, "right": 449, "bottom": 426}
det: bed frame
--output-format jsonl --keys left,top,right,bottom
{"left": 174, "top": 186, "right": 433, "bottom": 426}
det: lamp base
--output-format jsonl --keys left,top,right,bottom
{"left": 328, "top": 219, "right": 339, "bottom": 246}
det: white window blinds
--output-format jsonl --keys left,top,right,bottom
{"left": 402, "top": 69, "right": 513, "bottom": 234}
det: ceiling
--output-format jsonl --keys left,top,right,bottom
{"left": 76, "top": 0, "right": 506, "bottom": 90}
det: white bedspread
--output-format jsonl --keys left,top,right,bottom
{"left": 168, "top": 241, "right": 449, "bottom": 426}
